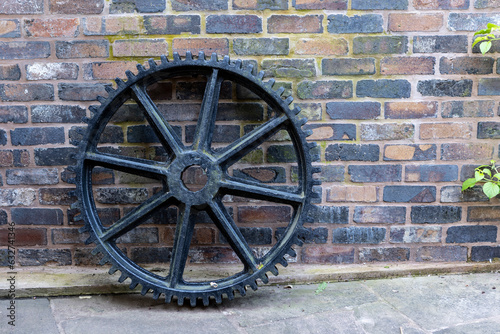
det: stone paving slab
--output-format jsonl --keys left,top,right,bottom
{"left": 1, "top": 272, "right": 500, "bottom": 334}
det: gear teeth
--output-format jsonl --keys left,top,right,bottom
{"left": 67, "top": 165, "right": 76, "bottom": 172}
{"left": 197, "top": 51, "right": 205, "bottom": 61}
{"left": 129, "top": 280, "right": 139, "bottom": 289}
{"left": 294, "top": 237, "right": 304, "bottom": 247}
{"left": 148, "top": 58, "right": 157, "bottom": 69}
{"left": 312, "top": 166, "right": 322, "bottom": 174}
{"left": 69, "top": 140, "right": 79, "bottom": 146}
{"left": 174, "top": 52, "right": 181, "bottom": 62}
{"left": 91, "top": 245, "right": 103, "bottom": 256}
{"left": 308, "top": 142, "right": 318, "bottom": 150}
{"left": 246, "top": 64, "right": 254, "bottom": 74}
{"left": 118, "top": 272, "right": 129, "bottom": 283}
{"left": 73, "top": 214, "right": 84, "bottom": 222}
{"left": 292, "top": 106, "right": 301, "bottom": 115}
{"left": 299, "top": 117, "right": 308, "bottom": 126}
{"left": 313, "top": 179, "right": 321, "bottom": 185}
{"left": 249, "top": 281, "right": 258, "bottom": 291}
{"left": 202, "top": 295, "right": 209, "bottom": 306}
{"left": 234, "top": 59, "right": 242, "bottom": 69}
{"left": 165, "top": 291, "right": 173, "bottom": 303}
{"left": 136, "top": 63, "right": 146, "bottom": 73}
{"left": 214, "top": 293, "right": 222, "bottom": 304}
{"left": 257, "top": 71, "right": 264, "bottom": 81}
{"left": 304, "top": 129, "right": 313, "bottom": 137}
{"left": 287, "top": 248, "right": 297, "bottom": 257}
{"left": 189, "top": 297, "right": 197, "bottom": 307}
{"left": 285, "top": 96, "right": 294, "bottom": 105}
{"left": 115, "top": 78, "right": 126, "bottom": 88}
{"left": 260, "top": 273, "right": 269, "bottom": 284}
{"left": 177, "top": 295, "right": 184, "bottom": 306}
{"left": 222, "top": 55, "right": 230, "bottom": 64}
{"left": 97, "top": 95, "right": 107, "bottom": 104}
{"left": 99, "top": 256, "right": 110, "bottom": 266}
{"left": 153, "top": 291, "right": 161, "bottom": 300}
{"left": 210, "top": 53, "right": 218, "bottom": 63}
{"left": 125, "top": 70, "right": 135, "bottom": 80}
{"left": 78, "top": 224, "right": 88, "bottom": 232}
{"left": 109, "top": 265, "right": 119, "bottom": 275}
{"left": 279, "top": 257, "right": 288, "bottom": 267}
{"left": 275, "top": 86, "right": 285, "bottom": 96}
{"left": 104, "top": 85, "right": 115, "bottom": 94}
{"left": 81, "top": 116, "right": 91, "bottom": 125}
{"left": 70, "top": 201, "right": 81, "bottom": 210}
{"left": 269, "top": 266, "right": 279, "bottom": 276}
{"left": 88, "top": 105, "right": 98, "bottom": 113}
{"left": 266, "top": 78, "right": 275, "bottom": 89}
{"left": 160, "top": 55, "right": 168, "bottom": 65}
{"left": 141, "top": 286, "right": 149, "bottom": 296}
{"left": 185, "top": 51, "right": 193, "bottom": 61}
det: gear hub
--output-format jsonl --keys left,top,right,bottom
{"left": 73, "top": 52, "right": 318, "bottom": 306}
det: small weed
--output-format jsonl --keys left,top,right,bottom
{"left": 315, "top": 282, "right": 327, "bottom": 295}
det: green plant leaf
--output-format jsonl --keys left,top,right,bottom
{"left": 480, "top": 41, "right": 492, "bottom": 54}
{"left": 462, "top": 177, "right": 478, "bottom": 191}
{"left": 487, "top": 23, "right": 500, "bottom": 30}
{"left": 493, "top": 173, "right": 500, "bottom": 180}
{"left": 476, "top": 170, "right": 485, "bottom": 181}
{"left": 315, "top": 282, "right": 327, "bottom": 295}
{"left": 484, "top": 168, "right": 492, "bottom": 177}
{"left": 483, "top": 182, "right": 500, "bottom": 199}
{"left": 474, "top": 28, "right": 491, "bottom": 36}
{"left": 472, "top": 36, "right": 490, "bottom": 47}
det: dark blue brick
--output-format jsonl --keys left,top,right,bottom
{"left": 277, "top": 227, "right": 327, "bottom": 243}
{"left": 268, "top": 144, "right": 320, "bottom": 163}
{"left": 384, "top": 186, "right": 436, "bottom": 203}
{"left": 34, "top": 147, "right": 77, "bottom": 166}
{"left": 411, "top": 206, "right": 461, "bottom": 224}
{"left": 326, "top": 101, "right": 381, "bottom": 120}
{"left": 144, "top": 15, "right": 200, "bottom": 34}
{"left": 478, "top": 78, "right": 500, "bottom": 96}
{"left": 185, "top": 125, "right": 239, "bottom": 144}
{"left": 417, "top": 79, "right": 473, "bottom": 97}
{"left": 353, "top": 36, "right": 408, "bottom": 54}
{"left": 354, "top": 206, "right": 406, "bottom": 224}
{"left": 413, "top": 36, "right": 468, "bottom": 53}
{"left": 171, "top": 0, "right": 227, "bottom": 10}
{"left": 11, "top": 208, "right": 64, "bottom": 225}
{"left": 446, "top": 226, "right": 497, "bottom": 243}
{"left": 478, "top": 122, "right": 500, "bottom": 139}
{"left": 405, "top": 165, "right": 458, "bottom": 182}
{"left": 130, "top": 247, "right": 171, "bottom": 263}
{"left": 327, "top": 14, "right": 383, "bottom": 33}
{"left": 360, "top": 247, "right": 410, "bottom": 262}
{"left": 0, "top": 41, "right": 50, "bottom": 60}
{"left": 471, "top": 246, "right": 500, "bottom": 261}
{"left": 110, "top": 0, "right": 166, "bottom": 13}
{"left": 322, "top": 58, "right": 376, "bottom": 76}
{"left": 357, "top": 80, "right": 411, "bottom": 98}
{"left": 352, "top": 0, "right": 407, "bottom": 9}
{"left": 332, "top": 227, "right": 386, "bottom": 244}
{"left": 349, "top": 165, "right": 402, "bottom": 183}
{"left": 221, "top": 227, "right": 272, "bottom": 245}
{"left": 206, "top": 15, "right": 262, "bottom": 34}
{"left": 306, "top": 205, "right": 349, "bottom": 224}
{"left": 325, "top": 144, "right": 379, "bottom": 162}
{"left": 11, "top": 127, "right": 64, "bottom": 146}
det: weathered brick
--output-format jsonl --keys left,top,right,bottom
{"left": 237, "top": 205, "right": 291, "bottom": 223}
{"left": 0, "top": 65, "right": 20, "bottom": 81}
{"left": 116, "top": 227, "right": 158, "bottom": 244}
{"left": 0, "top": 130, "right": 6, "bottom": 146}
{"left": 414, "top": 0, "right": 469, "bottom": 9}
{"left": 381, "top": 57, "right": 435, "bottom": 75}
{"left": 405, "top": 165, "right": 458, "bottom": 182}
{"left": 420, "top": 122, "right": 473, "bottom": 140}
{"left": 293, "top": 0, "right": 346, "bottom": 9}
{"left": 361, "top": 123, "right": 414, "bottom": 141}
{"left": 475, "top": 0, "right": 500, "bottom": 8}
{"left": 0, "top": 19, "right": 20, "bottom": 38}
{"left": 205, "top": 15, "right": 261, "bottom": 34}
{"left": 302, "top": 123, "right": 355, "bottom": 141}
{"left": 96, "top": 188, "right": 148, "bottom": 204}
{"left": 32, "top": 105, "right": 86, "bottom": 123}
{"left": 384, "top": 144, "right": 436, "bottom": 161}
{"left": 233, "top": 0, "right": 288, "bottom": 10}
{"left": 18, "top": 249, "right": 71, "bottom": 266}
{"left": 384, "top": 186, "right": 436, "bottom": 203}
{"left": 58, "top": 83, "right": 110, "bottom": 101}
{"left": 0, "top": 189, "right": 36, "bottom": 206}
{"left": 352, "top": 0, "right": 407, "bottom": 9}
{"left": 441, "top": 143, "right": 493, "bottom": 160}
{"left": 478, "top": 122, "right": 500, "bottom": 139}
{"left": 390, "top": 226, "right": 441, "bottom": 243}
{"left": 413, "top": 36, "right": 468, "bottom": 53}
{"left": 113, "top": 39, "right": 167, "bottom": 57}
{"left": 417, "top": 79, "right": 472, "bottom": 97}
{"left": 71, "top": 125, "right": 122, "bottom": 144}
{"left": 0, "top": 150, "right": 30, "bottom": 167}
{"left": 441, "top": 186, "right": 489, "bottom": 203}
{"left": 447, "top": 225, "right": 497, "bottom": 243}
{"left": 357, "top": 80, "right": 411, "bottom": 99}
{"left": 0, "top": 84, "right": 54, "bottom": 102}
{"left": 295, "top": 38, "right": 348, "bottom": 56}
{"left": 83, "top": 16, "right": 142, "bottom": 36}
{"left": 11, "top": 127, "right": 64, "bottom": 146}
{"left": 277, "top": 227, "right": 327, "bottom": 244}
{"left": 360, "top": 247, "right": 410, "bottom": 262}
{"left": 416, "top": 246, "right": 468, "bottom": 262}
{"left": 327, "top": 102, "right": 380, "bottom": 120}
{"left": 411, "top": 206, "right": 461, "bottom": 224}
{"left": 327, "top": 14, "right": 383, "bottom": 33}
{"left": 349, "top": 165, "right": 402, "bottom": 183}
{"left": 221, "top": 227, "right": 272, "bottom": 245}
{"left": 7, "top": 168, "right": 59, "bottom": 185}
{"left": 306, "top": 205, "right": 349, "bottom": 224}
{"left": 440, "top": 57, "right": 494, "bottom": 75}
{"left": 1, "top": 229, "right": 47, "bottom": 246}
{"left": 50, "top": 0, "right": 104, "bottom": 13}
{"left": 0, "top": 0, "right": 43, "bottom": 14}
{"left": 130, "top": 247, "right": 171, "bottom": 264}
{"left": 0, "top": 106, "right": 27, "bottom": 123}
{"left": 301, "top": 246, "right": 354, "bottom": 264}
{"left": 35, "top": 147, "right": 77, "bottom": 166}
{"left": 441, "top": 100, "right": 495, "bottom": 118}
{"left": 471, "top": 246, "right": 500, "bottom": 261}
{"left": 84, "top": 61, "right": 138, "bottom": 80}
{"left": 51, "top": 228, "right": 85, "bottom": 244}
{"left": 56, "top": 40, "right": 109, "bottom": 59}
{"left": 173, "top": 38, "right": 229, "bottom": 56}
{"left": 292, "top": 165, "right": 344, "bottom": 183}
{"left": 24, "top": 18, "right": 79, "bottom": 38}
{"left": 353, "top": 36, "right": 408, "bottom": 55}
{"left": 325, "top": 144, "right": 379, "bottom": 162}
{"left": 26, "top": 63, "right": 79, "bottom": 81}
{"left": 322, "top": 58, "right": 375, "bottom": 76}
{"left": 332, "top": 227, "right": 386, "bottom": 244}
{"left": 448, "top": 13, "right": 500, "bottom": 31}
{"left": 326, "top": 186, "right": 378, "bottom": 203}
{"left": 110, "top": 0, "right": 165, "bottom": 13}
{"left": 354, "top": 206, "right": 406, "bottom": 224}
{"left": 0, "top": 210, "right": 7, "bottom": 225}
{"left": 233, "top": 38, "right": 288, "bottom": 55}
{"left": 262, "top": 59, "right": 316, "bottom": 78}
{"left": 39, "top": 188, "right": 77, "bottom": 206}
{"left": 266, "top": 145, "right": 296, "bottom": 163}
{"left": 172, "top": 0, "right": 227, "bottom": 10}
{"left": 233, "top": 167, "right": 286, "bottom": 183}
{"left": 144, "top": 15, "right": 200, "bottom": 35}
{"left": 385, "top": 101, "right": 437, "bottom": 119}
{"left": 186, "top": 125, "right": 238, "bottom": 144}
{"left": 468, "top": 206, "right": 500, "bottom": 222}
{"left": 388, "top": 13, "right": 443, "bottom": 32}
{"left": 12, "top": 208, "right": 63, "bottom": 225}
{"left": 268, "top": 15, "right": 322, "bottom": 33}
{"left": 478, "top": 78, "right": 500, "bottom": 96}
{"left": 297, "top": 80, "right": 352, "bottom": 99}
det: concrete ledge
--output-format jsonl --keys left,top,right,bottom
{"left": 2, "top": 262, "right": 500, "bottom": 298}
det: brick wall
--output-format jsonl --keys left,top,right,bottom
{"left": 1, "top": 0, "right": 500, "bottom": 268}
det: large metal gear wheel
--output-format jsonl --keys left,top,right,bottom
{"left": 73, "top": 52, "right": 318, "bottom": 306}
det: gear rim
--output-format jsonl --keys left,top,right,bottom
{"left": 74, "top": 52, "right": 317, "bottom": 306}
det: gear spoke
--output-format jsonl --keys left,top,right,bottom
{"left": 100, "top": 192, "right": 174, "bottom": 242}
{"left": 168, "top": 203, "right": 195, "bottom": 288}
{"left": 192, "top": 69, "right": 223, "bottom": 151}
{"left": 216, "top": 115, "right": 288, "bottom": 169}
{"left": 208, "top": 199, "right": 259, "bottom": 272}
{"left": 131, "top": 82, "right": 184, "bottom": 156}
{"left": 220, "top": 177, "right": 304, "bottom": 206}
{"left": 84, "top": 151, "right": 167, "bottom": 180}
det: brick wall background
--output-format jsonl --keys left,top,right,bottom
{"left": 1, "top": 0, "right": 500, "bottom": 268}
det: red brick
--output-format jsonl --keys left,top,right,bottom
{"left": 56, "top": 40, "right": 109, "bottom": 59}
{"left": 441, "top": 143, "right": 494, "bottom": 161}
{"left": 172, "top": 38, "right": 229, "bottom": 56}
{"left": 0, "top": 228, "right": 47, "bottom": 246}
{"left": 295, "top": 38, "right": 348, "bottom": 56}
{"left": 420, "top": 122, "right": 473, "bottom": 140}
{"left": 381, "top": 57, "right": 435, "bottom": 75}
{"left": 238, "top": 206, "right": 292, "bottom": 223}
{"left": 385, "top": 102, "right": 438, "bottom": 119}
{"left": 414, "top": 0, "right": 469, "bottom": 9}
{"left": 85, "top": 61, "right": 138, "bottom": 80}
{"left": 301, "top": 245, "right": 354, "bottom": 264}
{"left": 268, "top": 15, "right": 323, "bottom": 33}
{"left": 0, "top": 19, "right": 20, "bottom": 37}
{"left": 388, "top": 13, "right": 443, "bottom": 32}
{"left": 24, "top": 18, "right": 80, "bottom": 38}
{"left": 113, "top": 39, "right": 168, "bottom": 57}
{"left": 49, "top": 0, "right": 104, "bottom": 14}
{"left": 84, "top": 16, "right": 142, "bottom": 35}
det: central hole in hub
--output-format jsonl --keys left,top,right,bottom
{"left": 181, "top": 165, "right": 208, "bottom": 192}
